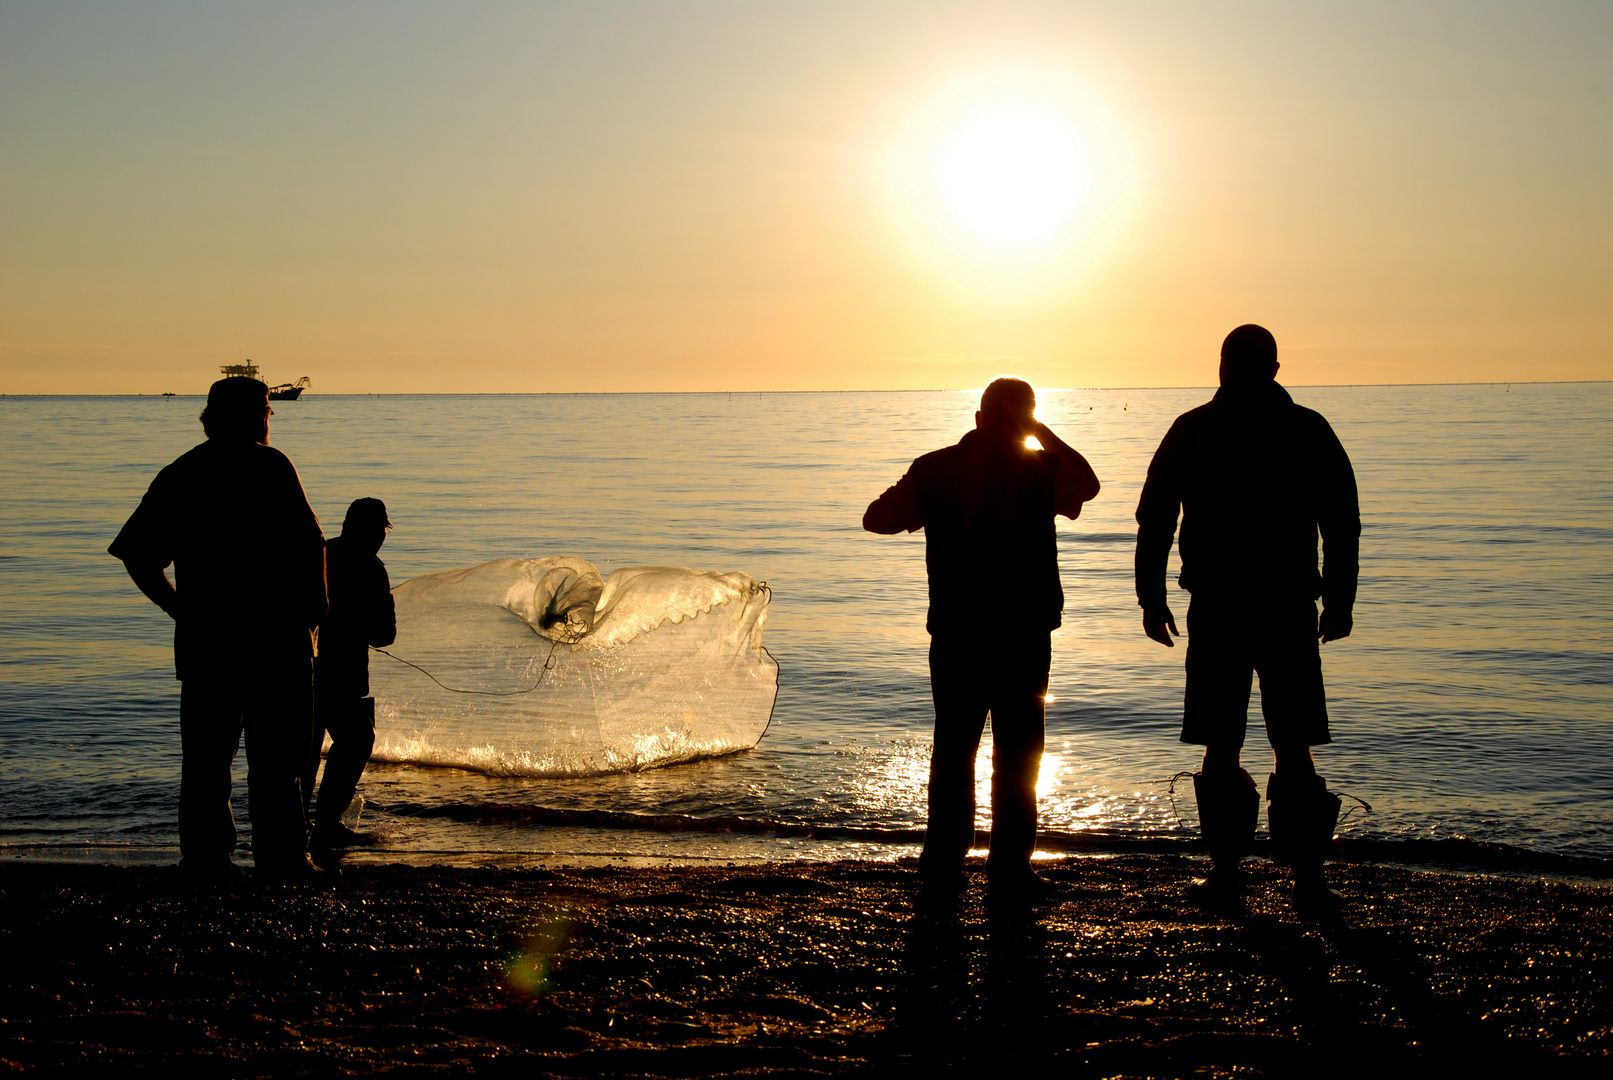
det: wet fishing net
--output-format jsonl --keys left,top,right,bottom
{"left": 368, "top": 557, "right": 778, "bottom": 776}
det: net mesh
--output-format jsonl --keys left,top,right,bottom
{"left": 369, "top": 557, "right": 778, "bottom": 776}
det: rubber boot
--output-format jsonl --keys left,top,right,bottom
{"left": 1187, "top": 768, "right": 1259, "bottom": 911}
{"left": 1267, "top": 772, "right": 1344, "bottom": 919}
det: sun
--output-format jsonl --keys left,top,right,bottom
{"left": 896, "top": 80, "right": 1121, "bottom": 281}
{"left": 932, "top": 101, "right": 1093, "bottom": 254}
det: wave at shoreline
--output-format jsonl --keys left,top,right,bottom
{"left": 387, "top": 800, "right": 1613, "bottom": 879}
{"left": 8, "top": 814, "right": 1610, "bottom": 880}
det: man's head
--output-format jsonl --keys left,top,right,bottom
{"left": 1219, "top": 324, "right": 1279, "bottom": 386}
{"left": 343, "top": 497, "right": 392, "bottom": 554}
{"left": 976, "top": 377, "right": 1037, "bottom": 439}
{"left": 200, "top": 377, "right": 272, "bottom": 443}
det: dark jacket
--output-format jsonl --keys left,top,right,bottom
{"left": 108, "top": 440, "right": 326, "bottom": 681}
{"left": 868, "top": 428, "right": 1071, "bottom": 635}
{"left": 1134, "top": 380, "right": 1359, "bottom": 613}
{"left": 314, "top": 534, "right": 396, "bottom": 698}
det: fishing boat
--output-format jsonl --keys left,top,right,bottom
{"left": 268, "top": 377, "right": 311, "bottom": 400}
{"left": 219, "top": 360, "right": 311, "bottom": 400}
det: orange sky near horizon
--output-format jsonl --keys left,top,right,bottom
{"left": 2, "top": 1, "right": 1610, "bottom": 394}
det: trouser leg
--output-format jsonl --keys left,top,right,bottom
{"left": 1180, "top": 599, "right": 1254, "bottom": 750}
{"left": 178, "top": 681, "right": 245, "bottom": 863}
{"left": 921, "top": 637, "right": 989, "bottom": 882}
{"left": 985, "top": 716, "right": 1044, "bottom": 875}
{"left": 984, "top": 636, "right": 1050, "bottom": 877}
{"left": 1255, "top": 602, "right": 1330, "bottom": 752}
{"left": 314, "top": 695, "right": 375, "bottom": 828}
{"left": 302, "top": 714, "right": 326, "bottom": 817}
{"left": 243, "top": 669, "right": 312, "bottom": 869}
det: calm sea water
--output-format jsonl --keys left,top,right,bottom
{"left": 2, "top": 386, "right": 1610, "bottom": 868}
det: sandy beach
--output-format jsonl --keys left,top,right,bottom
{"left": 2, "top": 856, "right": 1608, "bottom": 1076}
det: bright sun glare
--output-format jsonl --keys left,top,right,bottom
{"left": 932, "top": 102, "right": 1092, "bottom": 254}
{"left": 890, "top": 79, "right": 1129, "bottom": 285}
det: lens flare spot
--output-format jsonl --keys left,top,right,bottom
{"left": 505, "top": 912, "right": 572, "bottom": 995}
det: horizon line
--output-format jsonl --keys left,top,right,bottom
{"left": 3, "top": 378, "right": 1610, "bottom": 398}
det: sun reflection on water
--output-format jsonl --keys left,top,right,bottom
{"left": 843, "top": 729, "right": 1176, "bottom": 839}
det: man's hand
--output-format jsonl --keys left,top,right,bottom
{"left": 123, "top": 560, "right": 180, "bottom": 619}
{"left": 1319, "top": 608, "right": 1352, "bottom": 643}
{"left": 1032, "top": 420, "right": 1072, "bottom": 458}
{"left": 1143, "top": 606, "right": 1179, "bottom": 647}
{"left": 1034, "top": 420, "right": 1102, "bottom": 508}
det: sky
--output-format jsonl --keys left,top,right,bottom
{"left": 2, "top": 1, "right": 1609, "bottom": 393}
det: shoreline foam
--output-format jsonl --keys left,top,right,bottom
{"left": 7, "top": 824, "right": 1612, "bottom": 884}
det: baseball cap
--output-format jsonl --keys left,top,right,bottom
{"left": 344, "top": 497, "right": 392, "bottom": 530}
{"left": 206, "top": 377, "right": 269, "bottom": 411}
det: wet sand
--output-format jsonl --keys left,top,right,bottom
{"left": 2, "top": 856, "right": 1609, "bottom": 1076}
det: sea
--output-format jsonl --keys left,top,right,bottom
{"left": 2, "top": 385, "right": 1610, "bottom": 874}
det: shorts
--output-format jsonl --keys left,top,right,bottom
{"left": 1181, "top": 597, "right": 1330, "bottom": 749}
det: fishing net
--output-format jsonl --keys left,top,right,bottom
{"left": 368, "top": 557, "right": 777, "bottom": 776}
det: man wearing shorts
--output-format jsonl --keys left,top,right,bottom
{"left": 864, "top": 378, "right": 1100, "bottom": 905}
{"left": 1134, "top": 325, "right": 1359, "bottom": 915}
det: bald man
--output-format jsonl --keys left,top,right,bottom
{"left": 1135, "top": 325, "right": 1360, "bottom": 917}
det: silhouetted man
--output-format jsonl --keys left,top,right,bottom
{"left": 1135, "top": 325, "right": 1359, "bottom": 916}
{"left": 305, "top": 497, "right": 396, "bottom": 849}
{"left": 110, "top": 376, "right": 328, "bottom": 881}
{"left": 864, "top": 378, "right": 1100, "bottom": 903}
